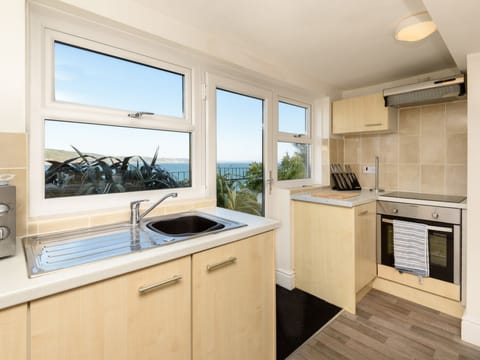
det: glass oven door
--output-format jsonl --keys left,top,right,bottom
{"left": 379, "top": 216, "right": 458, "bottom": 283}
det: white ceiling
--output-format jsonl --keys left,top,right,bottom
{"left": 132, "top": 0, "right": 456, "bottom": 91}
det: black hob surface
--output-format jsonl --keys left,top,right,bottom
{"left": 382, "top": 191, "right": 466, "bottom": 203}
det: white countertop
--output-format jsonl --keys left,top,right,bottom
{"left": 291, "top": 188, "right": 467, "bottom": 210}
{"left": 291, "top": 189, "right": 377, "bottom": 207}
{"left": 0, "top": 207, "right": 279, "bottom": 310}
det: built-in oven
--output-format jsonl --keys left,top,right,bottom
{"left": 377, "top": 200, "right": 461, "bottom": 285}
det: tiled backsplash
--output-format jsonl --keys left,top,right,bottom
{"left": 332, "top": 101, "right": 467, "bottom": 195}
{"left": 0, "top": 131, "right": 215, "bottom": 237}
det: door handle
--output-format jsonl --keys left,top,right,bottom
{"left": 138, "top": 274, "right": 182, "bottom": 295}
{"left": 207, "top": 257, "right": 237, "bottom": 272}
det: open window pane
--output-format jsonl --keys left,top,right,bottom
{"left": 277, "top": 142, "right": 311, "bottom": 180}
{"left": 54, "top": 41, "right": 184, "bottom": 117}
{"left": 278, "top": 101, "right": 307, "bottom": 135}
{"left": 216, "top": 88, "right": 264, "bottom": 216}
{"left": 44, "top": 120, "right": 190, "bottom": 198}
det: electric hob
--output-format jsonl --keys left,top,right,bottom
{"left": 381, "top": 191, "right": 466, "bottom": 203}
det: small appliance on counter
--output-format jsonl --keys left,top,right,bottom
{"left": 330, "top": 163, "right": 361, "bottom": 191}
{"left": 0, "top": 185, "right": 16, "bottom": 258}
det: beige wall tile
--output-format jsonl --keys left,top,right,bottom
{"left": 445, "top": 165, "right": 467, "bottom": 195}
{"left": 399, "top": 136, "right": 419, "bottom": 163}
{"left": 447, "top": 133, "right": 467, "bottom": 164}
{"left": 27, "top": 223, "right": 38, "bottom": 236}
{"left": 360, "top": 135, "right": 380, "bottom": 163}
{"left": 328, "top": 139, "right": 337, "bottom": 163}
{"left": 337, "top": 138, "right": 344, "bottom": 164}
{"left": 421, "top": 165, "right": 445, "bottom": 194}
{"left": 0, "top": 133, "right": 27, "bottom": 168}
{"left": 379, "top": 133, "right": 398, "bottom": 164}
{"left": 379, "top": 163, "right": 397, "bottom": 191}
{"left": 420, "top": 134, "right": 445, "bottom": 164}
{"left": 446, "top": 101, "right": 467, "bottom": 135}
{"left": 36, "top": 216, "right": 90, "bottom": 234}
{"left": 91, "top": 211, "right": 130, "bottom": 226}
{"left": 421, "top": 104, "right": 446, "bottom": 137}
{"left": 344, "top": 136, "right": 361, "bottom": 164}
{"left": 397, "top": 164, "right": 420, "bottom": 192}
{"left": 398, "top": 107, "right": 420, "bottom": 135}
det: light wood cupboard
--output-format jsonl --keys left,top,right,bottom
{"left": 332, "top": 92, "right": 397, "bottom": 134}
{"left": 0, "top": 304, "right": 27, "bottom": 360}
{"left": 30, "top": 256, "right": 191, "bottom": 360}
{"left": 293, "top": 200, "right": 376, "bottom": 314}
{"left": 192, "top": 232, "right": 276, "bottom": 360}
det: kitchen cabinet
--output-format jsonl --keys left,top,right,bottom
{"left": 0, "top": 304, "right": 27, "bottom": 360}
{"left": 192, "top": 231, "right": 276, "bottom": 360}
{"left": 293, "top": 200, "right": 376, "bottom": 314}
{"left": 30, "top": 257, "right": 191, "bottom": 360}
{"left": 332, "top": 92, "right": 397, "bottom": 134}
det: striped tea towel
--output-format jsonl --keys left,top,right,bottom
{"left": 393, "top": 220, "right": 429, "bottom": 277}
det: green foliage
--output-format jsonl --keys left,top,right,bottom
{"left": 245, "top": 161, "right": 263, "bottom": 194}
{"left": 216, "top": 172, "right": 261, "bottom": 216}
{"left": 278, "top": 153, "right": 306, "bottom": 180}
{"left": 45, "top": 146, "right": 186, "bottom": 198}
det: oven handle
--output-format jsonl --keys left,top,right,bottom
{"left": 381, "top": 218, "right": 452, "bottom": 233}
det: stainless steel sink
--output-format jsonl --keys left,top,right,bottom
{"left": 23, "top": 212, "right": 245, "bottom": 277}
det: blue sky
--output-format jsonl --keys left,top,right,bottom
{"left": 51, "top": 41, "right": 305, "bottom": 163}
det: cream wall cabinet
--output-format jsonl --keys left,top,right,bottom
{"left": 30, "top": 257, "right": 191, "bottom": 360}
{"left": 0, "top": 304, "right": 27, "bottom": 360}
{"left": 332, "top": 93, "right": 397, "bottom": 134}
{"left": 192, "top": 232, "right": 276, "bottom": 360}
{"left": 293, "top": 201, "right": 376, "bottom": 314}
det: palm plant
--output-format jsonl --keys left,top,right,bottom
{"left": 45, "top": 146, "right": 185, "bottom": 198}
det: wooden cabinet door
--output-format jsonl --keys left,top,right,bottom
{"left": 192, "top": 232, "right": 275, "bottom": 360}
{"left": 362, "top": 93, "right": 389, "bottom": 131}
{"left": 355, "top": 202, "right": 377, "bottom": 292}
{"left": 31, "top": 257, "right": 191, "bottom": 360}
{"left": 0, "top": 304, "right": 27, "bottom": 360}
{"left": 332, "top": 96, "right": 364, "bottom": 134}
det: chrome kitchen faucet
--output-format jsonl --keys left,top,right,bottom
{"left": 130, "top": 192, "right": 178, "bottom": 225}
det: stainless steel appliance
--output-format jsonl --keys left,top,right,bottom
{"left": 0, "top": 185, "right": 16, "bottom": 258}
{"left": 377, "top": 192, "right": 465, "bottom": 285}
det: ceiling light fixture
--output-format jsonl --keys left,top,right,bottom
{"left": 395, "top": 11, "right": 437, "bottom": 42}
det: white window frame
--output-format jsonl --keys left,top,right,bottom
{"left": 29, "top": 5, "right": 205, "bottom": 217}
{"left": 275, "top": 96, "right": 314, "bottom": 186}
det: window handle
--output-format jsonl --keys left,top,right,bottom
{"left": 293, "top": 134, "right": 304, "bottom": 138}
{"left": 128, "top": 111, "right": 154, "bottom": 119}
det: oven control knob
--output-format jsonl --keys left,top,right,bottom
{"left": 392, "top": 208, "right": 399, "bottom": 214}
{"left": 0, "top": 226, "right": 10, "bottom": 240}
{"left": 0, "top": 203, "right": 9, "bottom": 216}
{"left": 432, "top": 212, "right": 439, "bottom": 219}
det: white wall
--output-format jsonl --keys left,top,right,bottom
{"left": 0, "top": 0, "right": 26, "bottom": 132}
{"left": 462, "top": 52, "right": 480, "bottom": 346}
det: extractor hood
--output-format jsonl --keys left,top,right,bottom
{"left": 383, "top": 74, "right": 466, "bottom": 107}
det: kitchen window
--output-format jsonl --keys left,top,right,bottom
{"left": 29, "top": 9, "right": 200, "bottom": 216}
{"left": 276, "top": 100, "right": 312, "bottom": 180}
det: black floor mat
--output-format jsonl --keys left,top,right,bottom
{"left": 276, "top": 286, "right": 341, "bottom": 360}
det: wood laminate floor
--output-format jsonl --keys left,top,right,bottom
{"left": 289, "top": 289, "right": 480, "bottom": 360}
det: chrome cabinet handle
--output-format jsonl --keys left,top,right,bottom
{"left": 364, "top": 123, "right": 382, "bottom": 127}
{"left": 207, "top": 257, "right": 237, "bottom": 272}
{"left": 138, "top": 274, "right": 182, "bottom": 295}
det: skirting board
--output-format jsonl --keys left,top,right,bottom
{"left": 462, "top": 314, "right": 480, "bottom": 347}
{"left": 276, "top": 269, "right": 295, "bottom": 290}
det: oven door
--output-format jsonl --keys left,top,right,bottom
{"left": 377, "top": 215, "right": 460, "bottom": 284}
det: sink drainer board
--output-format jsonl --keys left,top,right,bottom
{"left": 310, "top": 191, "right": 360, "bottom": 200}
{"left": 22, "top": 212, "right": 246, "bottom": 277}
